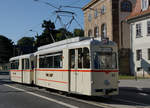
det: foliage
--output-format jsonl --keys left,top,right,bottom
{"left": 55, "top": 28, "right": 73, "bottom": 41}
{"left": 35, "top": 20, "right": 56, "bottom": 47}
{"left": 73, "top": 29, "right": 84, "bottom": 37}
{"left": 35, "top": 20, "right": 74, "bottom": 47}
{"left": 33, "top": 20, "right": 85, "bottom": 48}
{"left": 17, "top": 37, "right": 35, "bottom": 55}
{"left": 0, "top": 35, "right": 13, "bottom": 63}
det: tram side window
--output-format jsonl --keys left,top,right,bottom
{"left": 39, "top": 57, "right": 45, "bottom": 68}
{"left": 47, "top": 56, "right": 53, "bottom": 68}
{"left": 22, "top": 59, "right": 24, "bottom": 70}
{"left": 11, "top": 60, "right": 19, "bottom": 69}
{"left": 78, "top": 47, "right": 90, "bottom": 69}
{"left": 39, "top": 52, "right": 63, "bottom": 68}
{"left": 54, "top": 55, "right": 62, "bottom": 68}
{"left": 78, "top": 48, "right": 83, "bottom": 68}
{"left": 25, "top": 59, "right": 30, "bottom": 69}
{"left": 83, "top": 48, "right": 90, "bottom": 68}
{"left": 69, "top": 49, "right": 75, "bottom": 69}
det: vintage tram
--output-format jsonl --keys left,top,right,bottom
{"left": 10, "top": 37, "right": 119, "bottom": 96}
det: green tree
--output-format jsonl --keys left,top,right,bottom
{"left": 73, "top": 29, "right": 84, "bottom": 37}
{"left": 17, "top": 37, "right": 35, "bottom": 55}
{"left": 56, "top": 28, "right": 73, "bottom": 41}
{"left": 0, "top": 35, "right": 13, "bottom": 63}
{"left": 35, "top": 20, "right": 56, "bottom": 47}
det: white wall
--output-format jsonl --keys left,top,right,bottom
{"left": 131, "top": 18, "right": 150, "bottom": 77}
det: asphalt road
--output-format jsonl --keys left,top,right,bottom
{"left": 0, "top": 73, "right": 150, "bottom": 108}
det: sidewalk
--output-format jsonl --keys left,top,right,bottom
{"left": 119, "top": 79, "right": 150, "bottom": 94}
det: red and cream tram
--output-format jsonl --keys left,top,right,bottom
{"left": 10, "top": 37, "right": 119, "bottom": 96}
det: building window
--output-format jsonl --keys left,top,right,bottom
{"left": 88, "top": 13, "right": 92, "bottom": 22}
{"left": 101, "top": 5, "right": 106, "bottom": 15}
{"left": 101, "top": 24, "right": 107, "bottom": 38}
{"left": 148, "top": 67, "right": 150, "bottom": 71}
{"left": 137, "top": 67, "right": 142, "bottom": 71}
{"left": 136, "top": 23, "right": 142, "bottom": 38}
{"left": 147, "top": 21, "right": 150, "bottom": 35}
{"left": 94, "top": 9, "right": 98, "bottom": 18}
{"left": 136, "top": 50, "right": 142, "bottom": 61}
{"left": 88, "top": 29, "right": 92, "bottom": 37}
{"left": 148, "top": 49, "right": 150, "bottom": 60}
{"left": 121, "top": 1, "right": 132, "bottom": 12}
{"left": 142, "top": 0, "right": 149, "bottom": 11}
{"left": 94, "top": 26, "right": 99, "bottom": 37}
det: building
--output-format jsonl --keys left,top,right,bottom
{"left": 82, "top": 0, "right": 136, "bottom": 75}
{"left": 0, "top": 63, "right": 10, "bottom": 72}
{"left": 127, "top": 0, "right": 150, "bottom": 77}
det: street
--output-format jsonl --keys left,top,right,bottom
{"left": 0, "top": 73, "right": 150, "bottom": 108}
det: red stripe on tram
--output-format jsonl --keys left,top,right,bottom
{"left": 11, "top": 76, "right": 22, "bottom": 79}
{"left": 10, "top": 70, "right": 33, "bottom": 72}
{"left": 38, "top": 78, "right": 68, "bottom": 84}
{"left": 36, "top": 69, "right": 118, "bottom": 73}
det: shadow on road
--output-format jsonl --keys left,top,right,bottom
{"left": 120, "top": 87, "right": 150, "bottom": 94}
{"left": 0, "top": 72, "right": 150, "bottom": 107}
{"left": 0, "top": 72, "right": 13, "bottom": 85}
{"left": 0, "top": 72, "right": 9, "bottom": 75}
{"left": 44, "top": 87, "right": 150, "bottom": 107}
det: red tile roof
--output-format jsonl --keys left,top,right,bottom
{"left": 126, "top": 0, "right": 150, "bottom": 20}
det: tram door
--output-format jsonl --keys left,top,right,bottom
{"left": 30, "top": 59, "right": 34, "bottom": 84}
{"left": 22, "top": 58, "right": 30, "bottom": 83}
{"left": 33, "top": 56, "right": 37, "bottom": 84}
{"left": 69, "top": 49, "right": 77, "bottom": 92}
{"left": 21, "top": 59, "right": 24, "bottom": 83}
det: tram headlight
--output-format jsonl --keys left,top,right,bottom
{"left": 104, "top": 80, "right": 110, "bottom": 86}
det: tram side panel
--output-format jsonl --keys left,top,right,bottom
{"left": 10, "top": 59, "right": 23, "bottom": 83}
{"left": 35, "top": 49, "right": 69, "bottom": 92}
{"left": 75, "top": 71, "right": 91, "bottom": 95}
{"left": 10, "top": 70, "right": 22, "bottom": 83}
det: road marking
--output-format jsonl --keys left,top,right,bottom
{"left": 4, "top": 84, "right": 78, "bottom": 108}
{"left": 7, "top": 84, "right": 149, "bottom": 108}
{"left": 138, "top": 93, "right": 148, "bottom": 96}
{"left": 45, "top": 92, "right": 116, "bottom": 108}
{"left": 114, "top": 98, "right": 150, "bottom": 106}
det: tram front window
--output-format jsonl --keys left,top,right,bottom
{"left": 94, "top": 52, "right": 117, "bottom": 69}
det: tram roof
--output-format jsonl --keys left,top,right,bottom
{"left": 35, "top": 37, "right": 116, "bottom": 55}
{"left": 38, "top": 37, "right": 91, "bottom": 51}
{"left": 9, "top": 53, "right": 33, "bottom": 61}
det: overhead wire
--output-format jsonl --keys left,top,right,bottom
{"left": 33, "top": 0, "right": 59, "bottom": 9}
{"left": 14, "top": 13, "right": 55, "bottom": 43}
{"left": 67, "top": 0, "right": 83, "bottom": 6}
{"left": 31, "top": 0, "right": 86, "bottom": 38}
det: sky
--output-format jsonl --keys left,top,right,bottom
{"left": 0, "top": 0, "right": 90, "bottom": 43}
